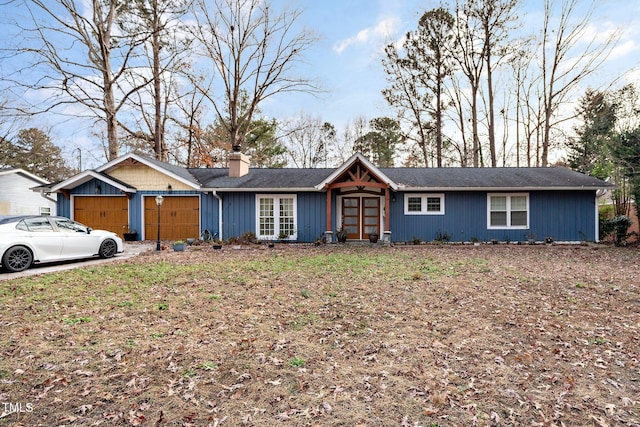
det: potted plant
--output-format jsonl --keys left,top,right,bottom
{"left": 526, "top": 233, "right": 537, "bottom": 245}
{"left": 123, "top": 225, "right": 138, "bottom": 242}
{"left": 172, "top": 240, "right": 186, "bottom": 252}
{"left": 278, "top": 231, "right": 291, "bottom": 242}
{"left": 368, "top": 232, "right": 379, "bottom": 243}
{"left": 212, "top": 240, "right": 223, "bottom": 250}
{"left": 336, "top": 228, "right": 348, "bottom": 243}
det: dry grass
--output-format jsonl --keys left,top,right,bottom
{"left": 0, "top": 244, "right": 639, "bottom": 426}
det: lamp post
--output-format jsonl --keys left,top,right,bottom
{"left": 155, "top": 195, "right": 164, "bottom": 251}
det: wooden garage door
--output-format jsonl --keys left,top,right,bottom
{"left": 74, "top": 196, "right": 128, "bottom": 237}
{"left": 144, "top": 196, "right": 199, "bottom": 241}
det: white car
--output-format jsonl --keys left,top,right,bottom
{"left": 0, "top": 215, "right": 123, "bottom": 273}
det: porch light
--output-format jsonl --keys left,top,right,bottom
{"left": 155, "top": 195, "right": 164, "bottom": 251}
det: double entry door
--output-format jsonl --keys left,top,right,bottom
{"left": 341, "top": 196, "right": 380, "bottom": 240}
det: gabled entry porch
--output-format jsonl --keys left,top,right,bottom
{"left": 315, "top": 154, "right": 397, "bottom": 243}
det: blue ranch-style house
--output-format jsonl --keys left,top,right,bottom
{"left": 44, "top": 152, "right": 612, "bottom": 244}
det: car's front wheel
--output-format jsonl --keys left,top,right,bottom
{"left": 98, "top": 239, "right": 118, "bottom": 258}
{"left": 2, "top": 246, "right": 33, "bottom": 272}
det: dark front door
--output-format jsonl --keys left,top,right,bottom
{"left": 341, "top": 196, "right": 380, "bottom": 240}
{"left": 362, "top": 197, "right": 380, "bottom": 238}
{"left": 342, "top": 197, "right": 360, "bottom": 239}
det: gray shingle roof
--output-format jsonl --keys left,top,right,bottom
{"left": 380, "top": 167, "right": 612, "bottom": 189}
{"left": 188, "top": 166, "right": 611, "bottom": 191}
{"left": 189, "top": 168, "right": 335, "bottom": 189}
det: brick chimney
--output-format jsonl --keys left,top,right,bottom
{"left": 228, "top": 152, "right": 250, "bottom": 177}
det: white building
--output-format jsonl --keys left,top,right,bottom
{"left": 0, "top": 168, "right": 56, "bottom": 216}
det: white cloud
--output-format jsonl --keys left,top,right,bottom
{"left": 610, "top": 39, "right": 639, "bottom": 61}
{"left": 332, "top": 17, "right": 400, "bottom": 54}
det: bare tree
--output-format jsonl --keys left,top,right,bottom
{"left": 452, "top": 0, "right": 485, "bottom": 166}
{"left": 173, "top": 70, "right": 210, "bottom": 167}
{"left": 189, "top": 0, "right": 319, "bottom": 153}
{"left": 282, "top": 114, "right": 335, "bottom": 168}
{"left": 118, "top": 0, "right": 192, "bottom": 161}
{"left": 507, "top": 41, "right": 536, "bottom": 167}
{"left": 470, "top": 0, "right": 519, "bottom": 167}
{"left": 539, "top": 0, "right": 619, "bottom": 166}
{"left": 337, "top": 116, "right": 368, "bottom": 164}
{"left": 6, "top": 0, "right": 152, "bottom": 160}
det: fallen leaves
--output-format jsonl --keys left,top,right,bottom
{"left": 0, "top": 245, "right": 638, "bottom": 425}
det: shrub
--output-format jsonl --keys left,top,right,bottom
{"left": 227, "top": 231, "right": 258, "bottom": 244}
{"left": 434, "top": 231, "right": 451, "bottom": 243}
{"left": 600, "top": 215, "right": 632, "bottom": 246}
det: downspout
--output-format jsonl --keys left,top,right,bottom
{"left": 40, "top": 190, "right": 57, "bottom": 207}
{"left": 212, "top": 190, "right": 223, "bottom": 241}
{"left": 594, "top": 192, "right": 599, "bottom": 243}
{"left": 39, "top": 190, "right": 56, "bottom": 204}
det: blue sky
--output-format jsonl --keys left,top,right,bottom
{"left": 2, "top": 0, "right": 640, "bottom": 167}
{"left": 264, "top": 0, "right": 427, "bottom": 129}
{"left": 265, "top": 0, "right": 640, "bottom": 131}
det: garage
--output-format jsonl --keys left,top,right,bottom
{"left": 74, "top": 196, "right": 129, "bottom": 237}
{"left": 144, "top": 196, "right": 200, "bottom": 241}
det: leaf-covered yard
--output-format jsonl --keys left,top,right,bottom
{"left": 0, "top": 244, "right": 639, "bottom": 426}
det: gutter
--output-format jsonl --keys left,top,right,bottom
{"left": 200, "top": 187, "right": 322, "bottom": 193}
{"left": 398, "top": 186, "right": 613, "bottom": 192}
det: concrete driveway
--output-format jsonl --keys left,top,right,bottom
{"left": 0, "top": 242, "right": 155, "bottom": 281}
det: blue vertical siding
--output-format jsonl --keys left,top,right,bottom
{"left": 219, "top": 191, "right": 326, "bottom": 242}
{"left": 56, "top": 178, "right": 597, "bottom": 244}
{"left": 389, "top": 190, "right": 596, "bottom": 243}
{"left": 390, "top": 191, "right": 487, "bottom": 242}
{"left": 221, "top": 192, "right": 255, "bottom": 239}
{"left": 57, "top": 193, "right": 70, "bottom": 218}
{"left": 128, "top": 193, "right": 143, "bottom": 234}
{"left": 296, "top": 192, "right": 326, "bottom": 242}
{"left": 201, "top": 193, "right": 221, "bottom": 238}
{"left": 530, "top": 191, "right": 596, "bottom": 241}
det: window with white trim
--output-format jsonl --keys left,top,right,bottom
{"left": 487, "top": 193, "right": 529, "bottom": 229}
{"left": 404, "top": 194, "right": 445, "bottom": 215}
{"left": 256, "top": 195, "right": 297, "bottom": 240}
{"left": 39, "top": 206, "right": 51, "bottom": 216}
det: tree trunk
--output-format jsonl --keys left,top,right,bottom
{"left": 152, "top": 0, "right": 164, "bottom": 161}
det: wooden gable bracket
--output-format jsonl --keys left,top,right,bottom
{"left": 324, "top": 160, "right": 392, "bottom": 234}
{"left": 60, "top": 189, "right": 71, "bottom": 200}
{"left": 329, "top": 181, "right": 387, "bottom": 190}
{"left": 331, "top": 162, "right": 385, "bottom": 190}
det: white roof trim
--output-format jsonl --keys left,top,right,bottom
{"left": 314, "top": 153, "right": 398, "bottom": 191}
{"left": 202, "top": 187, "right": 323, "bottom": 193}
{"left": 0, "top": 168, "right": 50, "bottom": 185}
{"left": 50, "top": 170, "right": 136, "bottom": 193}
{"left": 97, "top": 152, "right": 200, "bottom": 189}
{"left": 400, "top": 186, "right": 609, "bottom": 191}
